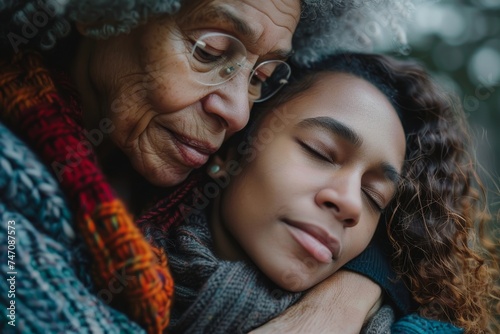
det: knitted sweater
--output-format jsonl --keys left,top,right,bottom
{"left": 0, "top": 122, "right": 144, "bottom": 333}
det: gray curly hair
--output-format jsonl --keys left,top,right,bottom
{"left": 0, "top": 0, "right": 422, "bottom": 66}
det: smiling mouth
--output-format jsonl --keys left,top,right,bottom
{"left": 283, "top": 219, "right": 341, "bottom": 264}
{"left": 165, "top": 128, "right": 219, "bottom": 167}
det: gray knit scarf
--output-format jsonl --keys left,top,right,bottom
{"left": 162, "top": 211, "right": 302, "bottom": 333}
{"left": 149, "top": 210, "right": 395, "bottom": 333}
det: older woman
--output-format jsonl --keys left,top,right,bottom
{"left": 0, "top": 0, "right": 417, "bottom": 333}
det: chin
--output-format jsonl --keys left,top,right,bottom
{"left": 279, "top": 280, "right": 312, "bottom": 293}
{"left": 270, "top": 271, "right": 312, "bottom": 293}
{"left": 140, "top": 165, "right": 192, "bottom": 188}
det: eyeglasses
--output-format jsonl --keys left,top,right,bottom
{"left": 189, "top": 32, "right": 291, "bottom": 103}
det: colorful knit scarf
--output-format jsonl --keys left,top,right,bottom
{"left": 0, "top": 50, "right": 197, "bottom": 333}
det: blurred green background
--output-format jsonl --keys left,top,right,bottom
{"left": 406, "top": 0, "right": 499, "bottom": 178}
{"left": 390, "top": 0, "right": 500, "bottom": 214}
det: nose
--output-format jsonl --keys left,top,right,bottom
{"left": 314, "top": 175, "right": 362, "bottom": 227}
{"left": 200, "top": 71, "right": 251, "bottom": 134}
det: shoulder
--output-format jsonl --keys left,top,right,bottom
{"left": 0, "top": 122, "right": 74, "bottom": 243}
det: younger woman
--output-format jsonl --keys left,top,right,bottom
{"left": 141, "top": 53, "right": 500, "bottom": 333}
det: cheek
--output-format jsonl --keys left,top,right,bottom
{"left": 101, "top": 55, "right": 211, "bottom": 145}
{"left": 221, "top": 170, "right": 260, "bottom": 224}
{"left": 341, "top": 219, "right": 380, "bottom": 264}
{"left": 220, "top": 162, "right": 276, "bottom": 238}
{"left": 148, "top": 70, "right": 205, "bottom": 113}
{"left": 138, "top": 22, "right": 210, "bottom": 113}
{"left": 220, "top": 137, "right": 299, "bottom": 230}
{"left": 138, "top": 53, "right": 202, "bottom": 114}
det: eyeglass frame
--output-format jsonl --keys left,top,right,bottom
{"left": 188, "top": 31, "right": 292, "bottom": 103}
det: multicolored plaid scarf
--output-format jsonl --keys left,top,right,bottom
{"left": 0, "top": 50, "right": 198, "bottom": 333}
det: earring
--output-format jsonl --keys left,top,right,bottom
{"left": 209, "top": 164, "right": 221, "bottom": 174}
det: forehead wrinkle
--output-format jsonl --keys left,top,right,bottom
{"left": 265, "top": 0, "right": 299, "bottom": 32}
{"left": 182, "top": 2, "right": 297, "bottom": 61}
{"left": 197, "top": 5, "right": 259, "bottom": 44}
{"left": 243, "top": 4, "right": 295, "bottom": 54}
{"left": 184, "top": 3, "right": 294, "bottom": 59}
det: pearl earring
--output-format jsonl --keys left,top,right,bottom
{"left": 209, "top": 164, "right": 221, "bottom": 174}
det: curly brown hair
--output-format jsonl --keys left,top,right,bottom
{"left": 248, "top": 53, "right": 500, "bottom": 333}
{"left": 373, "top": 55, "right": 500, "bottom": 334}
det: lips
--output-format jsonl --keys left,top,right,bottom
{"left": 284, "top": 219, "right": 341, "bottom": 264}
{"left": 167, "top": 129, "right": 219, "bottom": 168}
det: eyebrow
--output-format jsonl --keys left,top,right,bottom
{"left": 298, "top": 117, "right": 363, "bottom": 147}
{"left": 380, "top": 161, "right": 402, "bottom": 186}
{"left": 198, "top": 5, "right": 293, "bottom": 60}
{"left": 296, "top": 116, "right": 402, "bottom": 187}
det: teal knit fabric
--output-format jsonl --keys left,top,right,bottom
{"left": 393, "top": 314, "right": 464, "bottom": 333}
{"left": 0, "top": 122, "right": 144, "bottom": 333}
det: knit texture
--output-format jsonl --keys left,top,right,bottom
{"left": 0, "top": 49, "right": 466, "bottom": 334}
{"left": 361, "top": 305, "right": 395, "bottom": 334}
{"left": 145, "top": 209, "right": 302, "bottom": 333}
{"left": 392, "top": 313, "right": 464, "bottom": 334}
{"left": 0, "top": 50, "right": 173, "bottom": 333}
{"left": 0, "top": 122, "right": 145, "bottom": 333}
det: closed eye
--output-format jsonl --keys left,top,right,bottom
{"left": 297, "top": 140, "right": 333, "bottom": 163}
{"left": 193, "top": 42, "right": 225, "bottom": 64}
{"left": 362, "top": 188, "right": 384, "bottom": 213}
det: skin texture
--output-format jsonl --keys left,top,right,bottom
{"left": 249, "top": 270, "right": 383, "bottom": 334}
{"left": 211, "top": 73, "right": 406, "bottom": 292}
{"left": 72, "top": 0, "right": 300, "bottom": 187}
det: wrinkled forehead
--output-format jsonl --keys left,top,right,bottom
{"left": 179, "top": 0, "right": 300, "bottom": 58}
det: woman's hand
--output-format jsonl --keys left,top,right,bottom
{"left": 249, "top": 270, "right": 382, "bottom": 334}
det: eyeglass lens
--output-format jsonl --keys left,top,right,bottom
{"left": 190, "top": 33, "right": 291, "bottom": 102}
{"left": 249, "top": 61, "right": 290, "bottom": 102}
